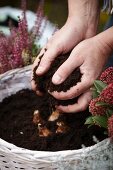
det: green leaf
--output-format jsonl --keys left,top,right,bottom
{"left": 32, "top": 44, "right": 40, "bottom": 56}
{"left": 87, "top": 124, "right": 93, "bottom": 128}
{"left": 91, "top": 86, "right": 99, "bottom": 98}
{"left": 85, "top": 115, "right": 108, "bottom": 129}
{"left": 96, "top": 101, "right": 110, "bottom": 107}
{"left": 92, "top": 115, "right": 107, "bottom": 129}
{"left": 94, "top": 80, "right": 107, "bottom": 94}
{"left": 106, "top": 109, "right": 113, "bottom": 117}
{"left": 85, "top": 116, "right": 94, "bottom": 125}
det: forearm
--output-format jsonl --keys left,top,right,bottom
{"left": 67, "top": 0, "right": 100, "bottom": 37}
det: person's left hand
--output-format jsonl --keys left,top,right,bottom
{"left": 49, "top": 36, "right": 110, "bottom": 113}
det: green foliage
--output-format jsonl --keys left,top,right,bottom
{"left": 96, "top": 101, "right": 110, "bottom": 107}
{"left": 106, "top": 109, "right": 113, "bottom": 117}
{"left": 86, "top": 79, "right": 113, "bottom": 136}
{"left": 91, "top": 80, "right": 107, "bottom": 98}
{"left": 85, "top": 115, "right": 108, "bottom": 129}
{"left": 94, "top": 80, "right": 107, "bottom": 94}
{"left": 32, "top": 44, "right": 40, "bottom": 57}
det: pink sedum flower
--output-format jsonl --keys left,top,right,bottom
{"left": 100, "top": 67, "right": 113, "bottom": 84}
{"left": 100, "top": 83, "right": 113, "bottom": 105}
{"left": 89, "top": 98, "right": 106, "bottom": 116}
{"left": 108, "top": 115, "right": 113, "bottom": 138}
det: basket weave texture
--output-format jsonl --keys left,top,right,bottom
{"left": 0, "top": 65, "right": 113, "bottom": 170}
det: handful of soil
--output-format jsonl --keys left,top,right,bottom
{"left": 33, "top": 52, "right": 82, "bottom": 107}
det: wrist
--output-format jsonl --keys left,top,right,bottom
{"left": 65, "top": 16, "right": 86, "bottom": 40}
{"left": 95, "top": 27, "right": 113, "bottom": 58}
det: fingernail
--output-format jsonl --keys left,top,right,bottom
{"left": 52, "top": 74, "right": 62, "bottom": 84}
{"left": 36, "top": 66, "right": 44, "bottom": 74}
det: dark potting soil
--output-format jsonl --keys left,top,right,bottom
{"left": 33, "top": 52, "right": 81, "bottom": 107}
{"left": 0, "top": 89, "right": 107, "bottom": 151}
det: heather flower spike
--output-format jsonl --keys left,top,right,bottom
{"left": 31, "top": 0, "right": 45, "bottom": 41}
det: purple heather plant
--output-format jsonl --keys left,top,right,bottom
{"left": 85, "top": 67, "right": 113, "bottom": 139}
{"left": 0, "top": 0, "right": 45, "bottom": 74}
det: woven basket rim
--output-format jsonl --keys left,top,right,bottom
{"left": 0, "top": 65, "right": 32, "bottom": 79}
{"left": 0, "top": 138, "right": 110, "bottom": 161}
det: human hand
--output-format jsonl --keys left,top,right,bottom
{"left": 30, "top": 21, "right": 85, "bottom": 94}
{"left": 31, "top": 0, "right": 100, "bottom": 93}
{"left": 49, "top": 36, "right": 110, "bottom": 113}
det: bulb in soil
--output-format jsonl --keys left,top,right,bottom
{"left": 38, "top": 123, "right": 52, "bottom": 137}
{"left": 48, "top": 109, "right": 60, "bottom": 121}
{"left": 33, "top": 110, "right": 44, "bottom": 124}
{"left": 56, "top": 121, "right": 70, "bottom": 134}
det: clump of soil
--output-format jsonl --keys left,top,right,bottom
{"left": 0, "top": 89, "right": 107, "bottom": 151}
{"left": 33, "top": 52, "right": 82, "bottom": 106}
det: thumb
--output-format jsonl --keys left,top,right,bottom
{"left": 52, "top": 51, "right": 82, "bottom": 85}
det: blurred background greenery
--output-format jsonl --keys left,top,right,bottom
{"left": 0, "top": 0, "right": 109, "bottom": 32}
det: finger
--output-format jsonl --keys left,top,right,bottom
{"left": 39, "top": 46, "right": 47, "bottom": 56}
{"left": 36, "top": 45, "right": 62, "bottom": 75}
{"left": 50, "top": 75, "right": 93, "bottom": 100}
{"left": 32, "top": 55, "right": 41, "bottom": 71}
{"left": 32, "top": 45, "right": 47, "bottom": 69}
{"left": 37, "top": 45, "right": 47, "bottom": 57}
{"left": 31, "top": 79, "right": 43, "bottom": 96}
{"left": 31, "top": 54, "right": 44, "bottom": 96}
{"left": 56, "top": 90, "right": 92, "bottom": 113}
{"left": 52, "top": 51, "right": 82, "bottom": 85}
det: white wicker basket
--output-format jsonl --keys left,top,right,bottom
{"left": 0, "top": 65, "right": 113, "bottom": 170}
